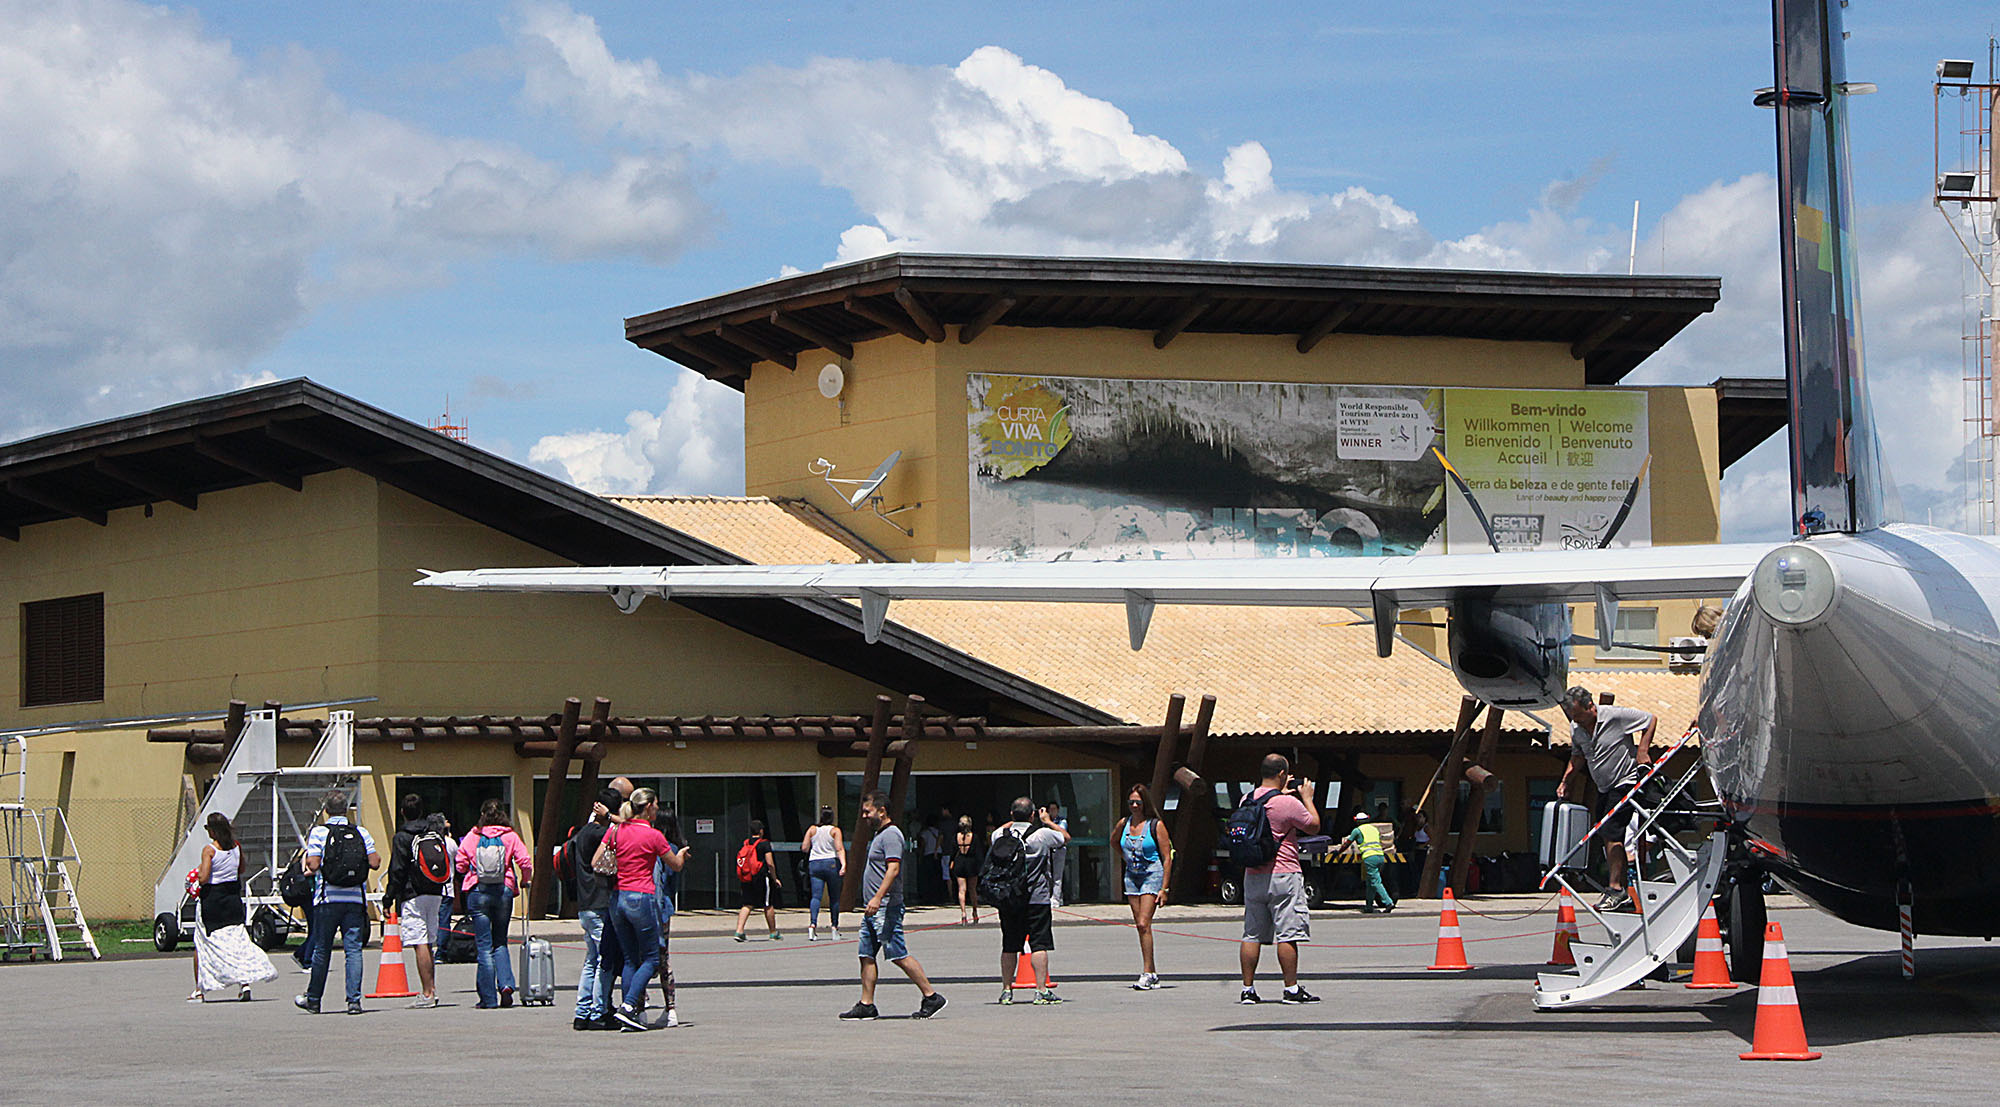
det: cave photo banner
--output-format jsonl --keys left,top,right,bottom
{"left": 965, "top": 374, "right": 1649, "bottom": 561}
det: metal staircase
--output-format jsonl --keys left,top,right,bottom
{"left": 1534, "top": 727, "right": 1726, "bottom": 1009}
{"left": 0, "top": 737, "right": 99, "bottom": 961}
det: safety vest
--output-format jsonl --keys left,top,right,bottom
{"left": 1353, "top": 822, "right": 1386, "bottom": 861}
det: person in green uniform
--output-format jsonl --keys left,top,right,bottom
{"left": 1348, "top": 812, "right": 1395, "bottom": 913}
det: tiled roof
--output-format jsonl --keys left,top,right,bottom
{"left": 606, "top": 495, "right": 1707, "bottom": 739}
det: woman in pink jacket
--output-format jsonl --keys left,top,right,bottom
{"left": 455, "top": 798, "right": 533, "bottom": 1009}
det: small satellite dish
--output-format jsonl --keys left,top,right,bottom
{"left": 844, "top": 450, "right": 901, "bottom": 508}
{"left": 817, "top": 363, "right": 846, "bottom": 399}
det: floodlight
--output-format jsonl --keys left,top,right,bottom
{"left": 1939, "top": 172, "right": 1979, "bottom": 194}
{"left": 1939, "top": 59, "right": 1977, "bottom": 82}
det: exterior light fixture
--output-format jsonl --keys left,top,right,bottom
{"left": 1939, "top": 59, "right": 1977, "bottom": 82}
{"left": 1939, "top": 172, "right": 1979, "bottom": 194}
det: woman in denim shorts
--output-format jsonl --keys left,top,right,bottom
{"left": 1114, "top": 784, "right": 1173, "bottom": 991}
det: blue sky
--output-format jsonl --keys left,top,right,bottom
{"left": 2, "top": 1, "right": 1985, "bottom": 537}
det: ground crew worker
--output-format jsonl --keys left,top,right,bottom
{"left": 1349, "top": 812, "right": 1395, "bottom": 913}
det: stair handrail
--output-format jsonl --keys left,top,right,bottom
{"left": 1539, "top": 724, "right": 1709, "bottom": 888}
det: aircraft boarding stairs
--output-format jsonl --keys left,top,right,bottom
{"left": 0, "top": 736, "right": 98, "bottom": 961}
{"left": 153, "top": 710, "right": 370, "bottom": 949}
{"left": 1534, "top": 726, "right": 1728, "bottom": 1009}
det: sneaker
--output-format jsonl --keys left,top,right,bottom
{"left": 1133, "top": 973, "right": 1149, "bottom": 991}
{"left": 998, "top": 987, "right": 1014, "bottom": 1005}
{"left": 293, "top": 995, "right": 319, "bottom": 1014}
{"left": 1140, "top": 973, "right": 1161, "bottom": 990}
{"left": 830, "top": 927, "right": 841, "bottom": 941}
{"left": 238, "top": 986, "right": 252, "bottom": 1002}
{"left": 593, "top": 1014, "right": 618, "bottom": 1031}
{"left": 1595, "top": 888, "right": 1629, "bottom": 912}
{"left": 1031, "top": 990, "right": 1064, "bottom": 1005}
{"left": 573, "top": 1016, "right": 594, "bottom": 1031}
{"left": 664, "top": 1009, "right": 680, "bottom": 1028}
{"left": 914, "top": 992, "right": 948, "bottom": 1019}
{"left": 839, "top": 1002, "right": 879, "bottom": 1021}
{"left": 407, "top": 995, "right": 439, "bottom": 1009}
{"left": 808, "top": 926, "right": 818, "bottom": 942}
{"left": 1238, "top": 988, "right": 1261, "bottom": 1005}
{"left": 733, "top": 932, "right": 747, "bottom": 943}
{"left": 612, "top": 1004, "right": 647, "bottom": 1032}
{"left": 769, "top": 931, "right": 782, "bottom": 941}
{"left": 1280, "top": 986, "right": 1320, "bottom": 1004}
{"left": 346, "top": 1000, "right": 364, "bottom": 1015}
{"left": 499, "top": 987, "right": 514, "bottom": 1009}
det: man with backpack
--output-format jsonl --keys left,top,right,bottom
{"left": 982, "top": 796, "right": 1070, "bottom": 1005}
{"left": 294, "top": 791, "right": 380, "bottom": 1015}
{"left": 732, "top": 820, "right": 782, "bottom": 942}
{"left": 1230, "top": 754, "right": 1321, "bottom": 1006}
{"left": 384, "top": 794, "right": 450, "bottom": 1008}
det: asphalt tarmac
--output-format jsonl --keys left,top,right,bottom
{"left": 1, "top": 897, "right": 1992, "bottom": 1103}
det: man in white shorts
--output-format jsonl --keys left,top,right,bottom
{"left": 384, "top": 794, "right": 451, "bottom": 1008}
{"left": 1238, "top": 754, "right": 1321, "bottom": 1005}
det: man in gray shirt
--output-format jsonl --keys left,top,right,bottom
{"left": 841, "top": 789, "right": 946, "bottom": 1021}
{"left": 990, "top": 796, "right": 1071, "bottom": 1004}
{"left": 1557, "top": 687, "right": 1656, "bottom": 911}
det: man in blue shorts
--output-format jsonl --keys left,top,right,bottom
{"left": 842, "top": 789, "right": 947, "bottom": 1021}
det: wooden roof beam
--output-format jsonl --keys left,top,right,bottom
{"left": 193, "top": 436, "right": 302, "bottom": 492}
{"left": 768, "top": 311, "right": 854, "bottom": 359}
{"left": 5, "top": 477, "right": 107, "bottom": 526}
{"left": 846, "top": 295, "right": 930, "bottom": 343}
{"left": 94, "top": 457, "right": 198, "bottom": 511}
{"left": 1296, "top": 301, "right": 1359, "bottom": 353}
{"left": 713, "top": 323, "right": 798, "bottom": 371}
{"left": 654, "top": 334, "right": 750, "bottom": 378}
{"left": 1153, "top": 296, "right": 1214, "bottom": 349}
{"left": 957, "top": 294, "right": 1018, "bottom": 344}
{"left": 1570, "top": 312, "right": 1632, "bottom": 360}
{"left": 893, "top": 288, "right": 948, "bottom": 342}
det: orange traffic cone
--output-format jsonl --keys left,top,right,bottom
{"left": 1686, "top": 902, "right": 1737, "bottom": 989}
{"left": 1738, "top": 922, "right": 1821, "bottom": 1060}
{"left": 366, "top": 911, "right": 417, "bottom": 999}
{"left": 1010, "top": 941, "right": 1055, "bottom": 989}
{"left": 1546, "top": 887, "right": 1580, "bottom": 967}
{"left": 1428, "top": 887, "right": 1473, "bottom": 971}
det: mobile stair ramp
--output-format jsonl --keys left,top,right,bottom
{"left": 0, "top": 736, "right": 99, "bottom": 961}
{"left": 1533, "top": 726, "right": 1727, "bottom": 1009}
{"left": 153, "top": 710, "right": 370, "bottom": 950}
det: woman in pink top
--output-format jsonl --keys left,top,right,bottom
{"left": 454, "top": 798, "right": 533, "bottom": 1009}
{"left": 594, "top": 787, "right": 670, "bottom": 1031}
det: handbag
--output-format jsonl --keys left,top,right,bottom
{"left": 591, "top": 826, "right": 619, "bottom": 877}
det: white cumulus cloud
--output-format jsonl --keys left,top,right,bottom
{"left": 527, "top": 373, "right": 744, "bottom": 495}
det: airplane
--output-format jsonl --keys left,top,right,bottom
{"left": 421, "top": 0, "right": 2000, "bottom": 975}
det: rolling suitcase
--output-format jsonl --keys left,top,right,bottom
{"left": 1538, "top": 801, "right": 1591, "bottom": 870}
{"left": 517, "top": 904, "right": 556, "bottom": 1006}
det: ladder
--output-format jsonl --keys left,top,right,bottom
{"left": 1533, "top": 727, "right": 1723, "bottom": 1008}
{"left": 0, "top": 737, "right": 99, "bottom": 962}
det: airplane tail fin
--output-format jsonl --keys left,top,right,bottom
{"left": 1770, "top": 0, "right": 1896, "bottom": 534}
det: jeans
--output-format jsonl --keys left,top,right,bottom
{"left": 574, "top": 909, "right": 608, "bottom": 1020}
{"left": 808, "top": 859, "right": 842, "bottom": 928}
{"left": 465, "top": 885, "right": 516, "bottom": 1007}
{"left": 305, "top": 900, "right": 368, "bottom": 1007}
{"left": 438, "top": 895, "right": 453, "bottom": 939}
{"left": 610, "top": 890, "right": 660, "bottom": 1008}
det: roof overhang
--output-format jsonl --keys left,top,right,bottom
{"left": 627, "top": 253, "right": 1723, "bottom": 389}
{"left": 1712, "top": 376, "right": 1787, "bottom": 472}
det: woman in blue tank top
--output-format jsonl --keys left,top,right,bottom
{"left": 1114, "top": 784, "right": 1173, "bottom": 990}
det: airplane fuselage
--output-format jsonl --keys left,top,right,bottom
{"left": 1698, "top": 523, "right": 2000, "bottom": 935}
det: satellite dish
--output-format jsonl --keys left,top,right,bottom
{"left": 844, "top": 450, "right": 901, "bottom": 508}
{"left": 817, "top": 363, "right": 846, "bottom": 399}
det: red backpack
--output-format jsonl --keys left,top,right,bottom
{"left": 735, "top": 836, "right": 765, "bottom": 880}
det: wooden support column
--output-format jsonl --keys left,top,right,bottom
{"left": 1148, "top": 694, "right": 1186, "bottom": 811}
{"left": 842, "top": 695, "right": 894, "bottom": 913}
{"left": 885, "top": 695, "right": 924, "bottom": 833}
{"left": 530, "top": 698, "right": 582, "bottom": 919}
{"left": 1418, "top": 696, "right": 1484, "bottom": 898}
{"left": 575, "top": 698, "right": 611, "bottom": 819}
{"left": 1167, "top": 695, "right": 1216, "bottom": 904}
{"left": 1449, "top": 706, "right": 1505, "bottom": 897}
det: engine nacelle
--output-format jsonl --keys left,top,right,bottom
{"left": 1446, "top": 596, "right": 1571, "bottom": 709}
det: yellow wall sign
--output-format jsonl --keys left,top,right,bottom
{"left": 970, "top": 378, "right": 1073, "bottom": 480}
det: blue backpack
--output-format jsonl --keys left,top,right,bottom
{"left": 1224, "top": 790, "right": 1281, "bottom": 869}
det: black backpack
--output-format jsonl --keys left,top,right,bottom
{"left": 1224, "top": 790, "right": 1282, "bottom": 869}
{"left": 320, "top": 823, "right": 369, "bottom": 888}
{"left": 978, "top": 827, "right": 1030, "bottom": 907}
{"left": 278, "top": 854, "right": 315, "bottom": 907}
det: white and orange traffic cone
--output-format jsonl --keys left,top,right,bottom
{"left": 366, "top": 911, "right": 417, "bottom": 999}
{"left": 1010, "top": 940, "right": 1054, "bottom": 989}
{"left": 1546, "top": 888, "right": 1580, "bottom": 967}
{"left": 1738, "top": 921, "right": 1821, "bottom": 1061}
{"left": 1686, "top": 902, "right": 1737, "bottom": 989}
{"left": 1428, "top": 887, "right": 1473, "bottom": 971}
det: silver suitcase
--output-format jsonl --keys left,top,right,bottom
{"left": 517, "top": 913, "right": 557, "bottom": 1006}
{"left": 1538, "top": 801, "right": 1591, "bottom": 870}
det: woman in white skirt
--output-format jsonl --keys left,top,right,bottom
{"left": 188, "top": 812, "right": 276, "bottom": 1002}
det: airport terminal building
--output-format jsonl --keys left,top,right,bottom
{"left": 0, "top": 254, "right": 1781, "bottom": 921}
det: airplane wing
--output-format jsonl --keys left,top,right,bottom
{"left": 417, "top": 540, "right": 1773, "bottom": 650}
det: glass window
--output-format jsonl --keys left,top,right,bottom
{"left": 1597, "top": 607, "right": 1660, "bottom": 660}
{"left": 1455, "top": 781, "right": 1504, "bottom": 834}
